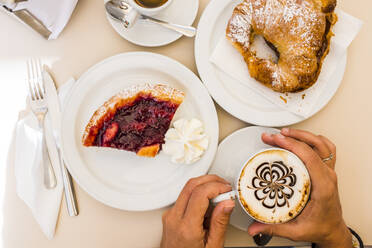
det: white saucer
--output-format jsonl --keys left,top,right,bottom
{"left": 105, "top": 0, "right": 199, "bottom": 47}
{"left": 209, "top": 126, "right": 280, "bottom": 231}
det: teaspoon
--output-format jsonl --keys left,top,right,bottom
{"left": 105, "top": 0, "right": 197, "bottom": 37}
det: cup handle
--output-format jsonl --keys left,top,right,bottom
{"left": 122, "top": 8, "right": 139, "bottom": 28}
{"left": 211, "top": 190, "right": 238, "bottom": 204}
{"left": 116, "top": 1, "right": 139, "bottom": 28}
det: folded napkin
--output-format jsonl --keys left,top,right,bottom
{"left": 210, "top": 10, "right": 363, "bottom": 117}
{"left": 14, "top": 78, "right": 75, "bottom": 239}
{"left": 4, "top": 0, "right": 78, "bottom": 39}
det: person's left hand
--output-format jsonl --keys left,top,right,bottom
{"left": 161, "top": 175, "right": 235, "bottom": 248}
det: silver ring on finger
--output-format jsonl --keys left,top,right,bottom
{"left": 322, "top": 153, "right": 334, "bottom": 163}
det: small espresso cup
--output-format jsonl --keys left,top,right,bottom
{"left": 128, "top": 0, "right": 173, "bottom": 16}
{"left": 212, "top": 148, "right": 311, "bottom": 224}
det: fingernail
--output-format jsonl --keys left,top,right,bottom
{"left": 247, "top": 227, "right": 257, "bottom": 236}
{"left": 249, "top": 231, "right": 258, "bottom": 236}
{"left": 223, "top": 200, "right": 235, "bottom": 213}
{"left": 224, "top": 206, "right": 234, "bottom": 214}
{"left": 277, "top": 133, "right": 285, "bottom": 139}
{"left": 281, "top": 128, "right": 290, "bottom": 135}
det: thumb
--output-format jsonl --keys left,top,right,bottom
{"left": 248, "top": 222, "right": 274, "bottom": 236}
{"left": 247, "top": 221, "right": 294, "bottom": 239}
{"left": 206, "top": 200, "right": 235, "bottom": 248}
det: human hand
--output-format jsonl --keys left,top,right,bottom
{"left": 161, "top": 175, "right": 235, "bottom": 248}
{"left": 247, "top": 129, "right": 352, "bottom": 248}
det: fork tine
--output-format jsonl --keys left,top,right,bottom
{"left": 38, "top": 59, "right": 46, "bottom": 95}
{"left": 36, "top": 78, "right": 44, "bottom": 99}
{"left": 31, "top": 59, "right": 41, "bottom": 100}
{"left": 27, "top": 60, "right": 36, "bottom": 101}
{"left": 35, "top": 59, "right": 44, "bottom": 99}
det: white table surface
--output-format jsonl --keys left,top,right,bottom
{"left": 1, "top": 0, "right": 372, "bottom": 247}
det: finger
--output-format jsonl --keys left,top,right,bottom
{"left": 172, "top": 175, "right": 229, "bottom": 218}
{"left": 317, "top": 135, "right": 336, "bottom": 155}
{"left": 184, "top": 182, "right": 232, "bottom": 226}
{"left": 318, "top": 135, "right": 337, "bottom": 169}
{"left": 281, "top": 128, "right": 331, "bottom": 159}
{"left": 247, "top": 222, "right": 297, "bottom": 240}
{"left": 262, "top": 132, "right": 276, "bottom": 146}
{"left": 270, "top": 134, "right": 325, "bottom": 182}
{"left": 207, "top": 200, "right": 235, "bottom": 248}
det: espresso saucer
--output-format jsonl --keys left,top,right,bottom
{"left": 104, "top": 0, "right": 199, "bottom": 47}
{"left": 209, "top": 126, "right": 279, "bottom": 231}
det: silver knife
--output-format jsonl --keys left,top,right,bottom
{"left": 43, "top": 68, "right": 79, "bottom": 217}
{"left": 0, "top": 0, "right": 27, "bottom": 4}
{"left": 1, "top": 1, "right": 52, "bottom": 39}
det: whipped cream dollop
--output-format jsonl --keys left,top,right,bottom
{"left": 163, "top": 118, "right": 209, "bottom": 165}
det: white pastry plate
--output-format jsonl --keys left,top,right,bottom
{"left": 104, "top": 0, "right": 199, "bottom": 47}
{"left": 209, "top": 126, "right": 310, "bottom": 246}
{"left": 61, "top": 52, "right": 219, "bottom": 211}
{"left": 195, "top": 0, "right": 347, "bottom": 127}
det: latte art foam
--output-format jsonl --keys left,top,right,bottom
{"left": 250, "top": 161, "right": 297, "bottom": 209}
{"left": 239, "top": 149, "right": 310, "bottom": 224}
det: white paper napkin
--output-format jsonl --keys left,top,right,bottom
{"left": 14, "top": 78, "right": 75, "bottom": 239}
{"left": 210, "top": 10, "right": 363, "bottom": 117}
{"left": 7, "top": 0, "right": 78, "bottom": 40}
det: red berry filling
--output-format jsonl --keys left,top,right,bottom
{"left": 94, "top": 96, "right": 178, "bottom": 153}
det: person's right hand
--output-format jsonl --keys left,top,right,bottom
{"left": 161, "top": 175, "right": 235, "bottom": 248}
{"left": 248, "top": 129, "right": 352, "bottom": 248}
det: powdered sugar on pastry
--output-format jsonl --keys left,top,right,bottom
{"left": 226, "top": 0, "right": 337, "bottom": 93}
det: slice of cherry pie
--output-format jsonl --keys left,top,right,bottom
{"left": 82, "top": 84, "right": 185, "bottom": 157}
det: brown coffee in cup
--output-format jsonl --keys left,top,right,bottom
{"left": 134, "top": 0, "right": 168, "bottom": 8}
{"left": 238, "top": 149, "right": 311, "bottom": 224}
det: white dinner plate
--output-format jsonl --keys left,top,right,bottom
{"left": 61, "top": 52, "right": 219, "bottom": 211}
{"left": 104, "top": 0, "right": 199, "bottom": 47}
{"left": 195, "top": 0, "right": 347, "bottom": 127}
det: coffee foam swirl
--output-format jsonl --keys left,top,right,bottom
{"left": 250, "top": 161, "right": 297, "bottom": 209}
{"left": 239, "top": 149, "right": 310, "bottom": 224}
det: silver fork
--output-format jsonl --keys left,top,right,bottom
{"left": 27, "top": 59, "right": 57, "bottom": 189}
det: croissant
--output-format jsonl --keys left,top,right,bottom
{"left": 226, "top": 0, "right": 337, "bottom": 93}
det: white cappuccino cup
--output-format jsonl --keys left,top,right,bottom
{"left": 128, "top": 0, "right": 173, "bottom": 16}
{"left": 212, "top": 148, "right": 311, "bottom": 224}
